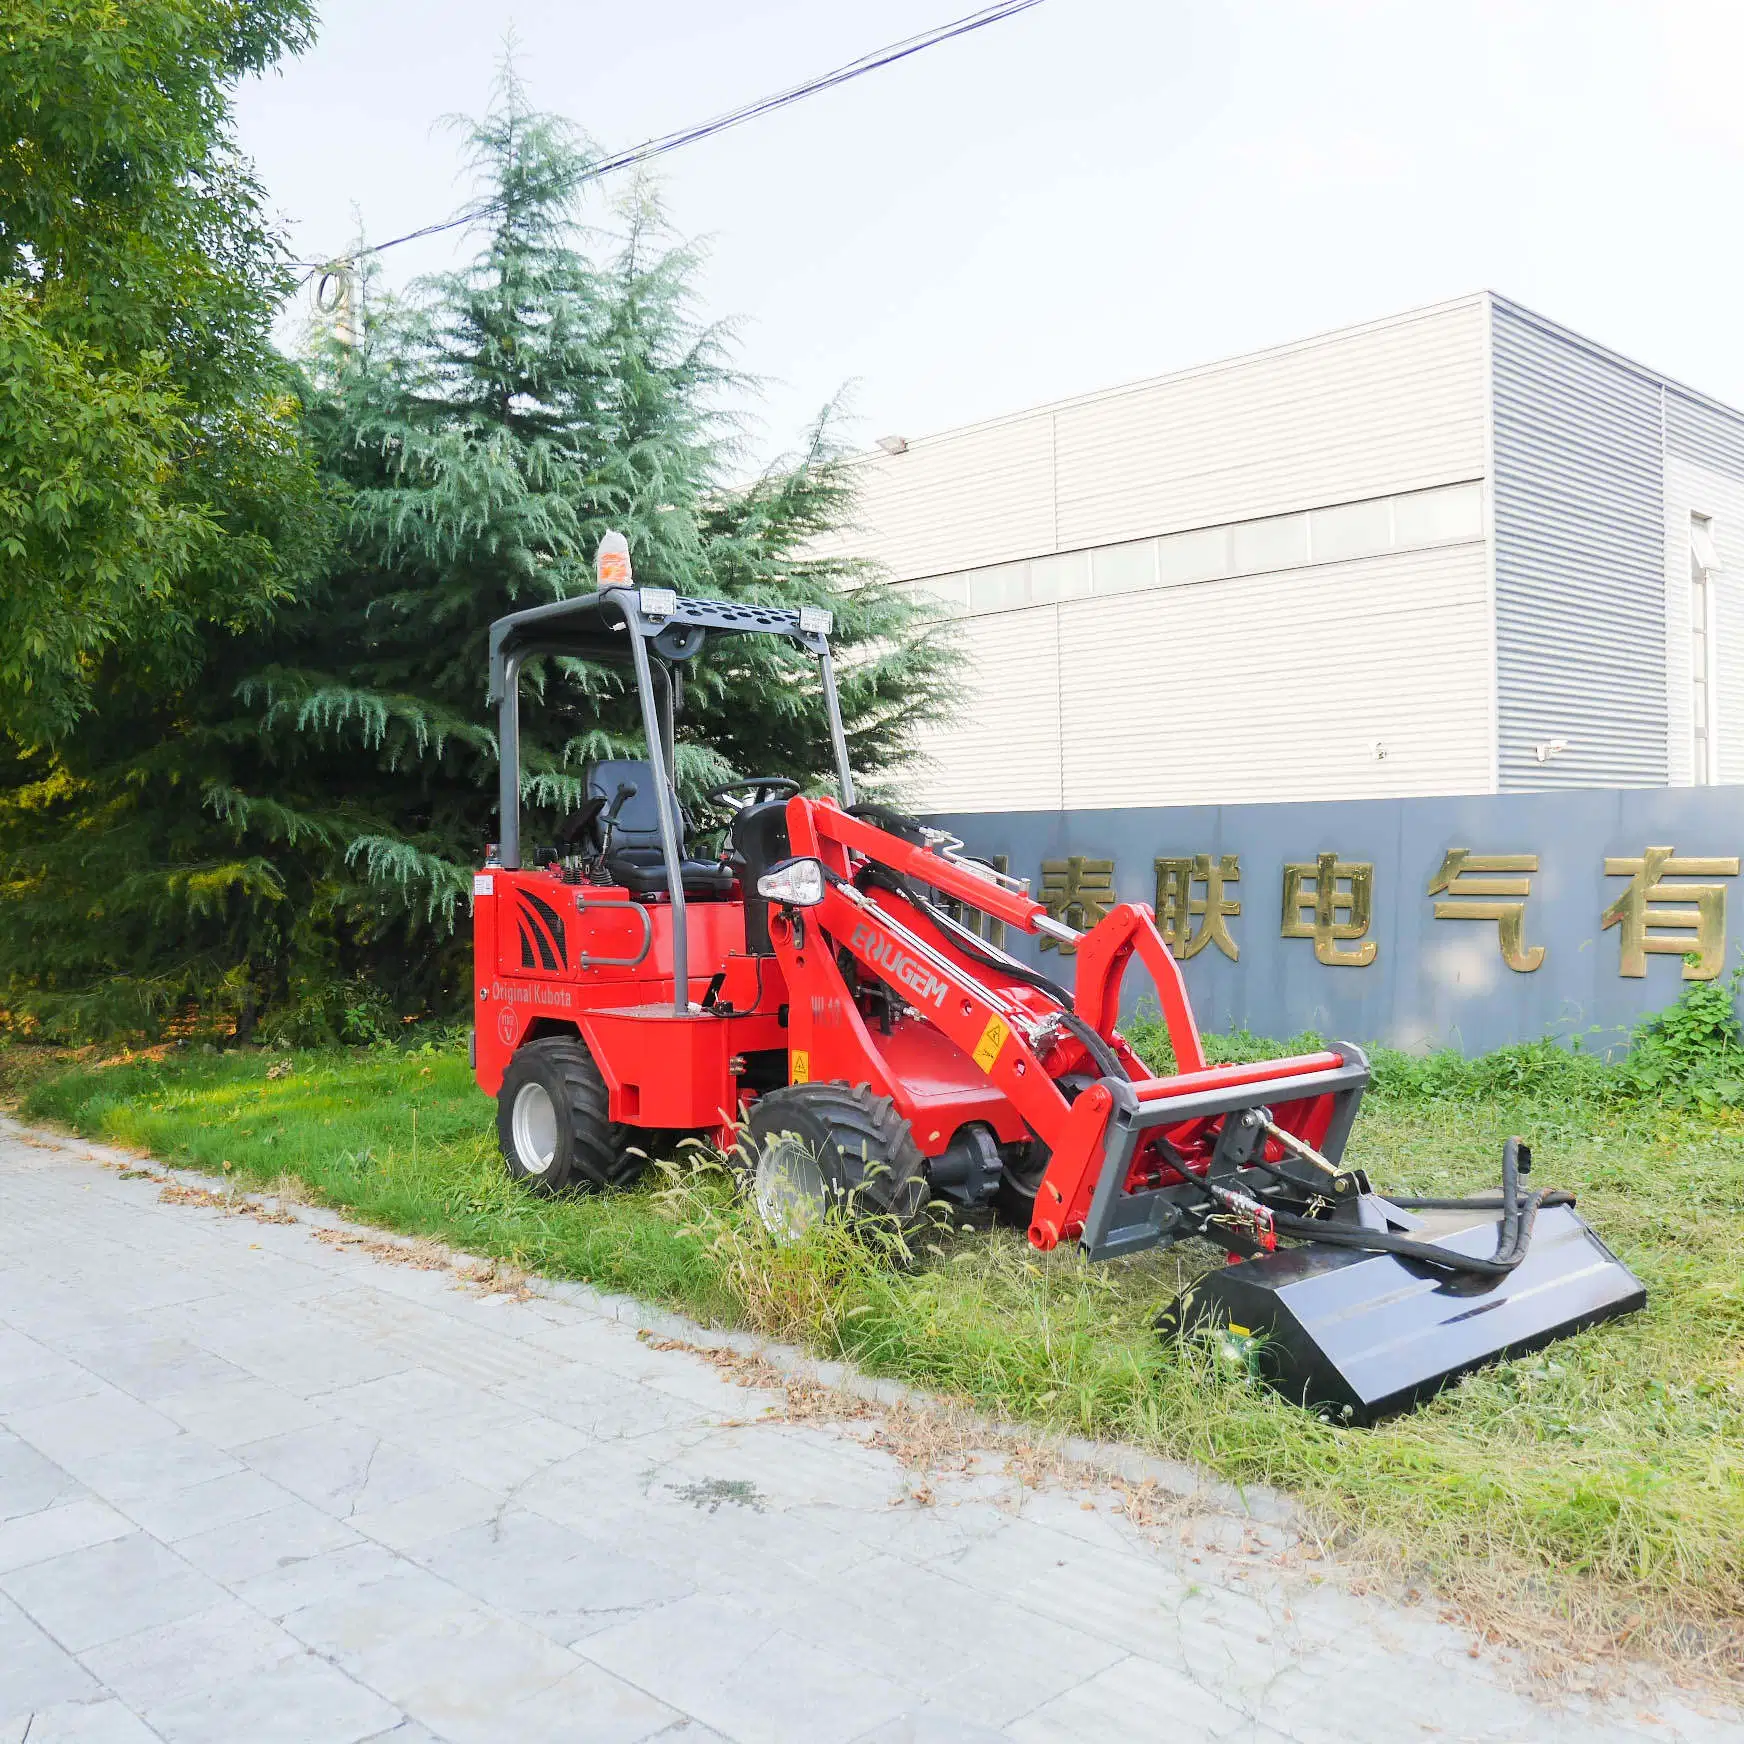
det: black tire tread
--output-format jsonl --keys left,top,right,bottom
{"left": 746, "top": 1080, "right": 928, "bottom": 1228}
{"left": 500, "top": 1036, "right": 646, "bottom": 1194}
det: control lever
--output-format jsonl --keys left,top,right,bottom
{"left": 599, "top": 782, "right": 636, "bottom": 857}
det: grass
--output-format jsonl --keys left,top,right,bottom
{"left": 7, "top": 1029, "right": 1743, "bottom": 1692}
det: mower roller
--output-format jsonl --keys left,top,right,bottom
{"left": 472, "top": 535, "right": 1644, "bottom": 1423}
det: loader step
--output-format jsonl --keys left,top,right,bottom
{"left": 1171, "top": 1203, "right": 1646, "bottom": 1423}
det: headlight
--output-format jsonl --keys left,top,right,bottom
{"left": 638, "top": 586, "right": 678, "bottom": 619}
{"left": 798, "top": 605, "right": 833, "bottom": 637}
{"left": 756, "top": 857, "right": 827, "bottom": 907}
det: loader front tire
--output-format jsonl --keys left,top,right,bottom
{"left": 497, "top": 1037, "right": 647, "bottom": 1196}
{"left": 742, "top": 1083, "right": 928, "bottom": 1241}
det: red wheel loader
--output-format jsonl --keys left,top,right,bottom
{"left": 472, "top": 535, "right": 1644, "bottom": 1423}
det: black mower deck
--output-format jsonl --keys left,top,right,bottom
{"left": 1175, "top": 1201, "right": 1647, "bottom": 1423}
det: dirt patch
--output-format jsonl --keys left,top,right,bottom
{"left": 310, "top": 1224, "right": 534, "bottom": 1297}
{"left": 158, "top": 1179, "right": 298, "bottom": 1225}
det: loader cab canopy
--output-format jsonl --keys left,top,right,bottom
{"left": 488, "top": 577, "right": 856, "bottom": 986}
{"left": 486, "top": 587, "right": 833, "bottom": 701}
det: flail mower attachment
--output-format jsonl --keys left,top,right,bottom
{"left": 1148, "top": 1128, "right": 1646, "bottom": 1424}
{"left": 1030, "top": 1009, "right": 1645, "bottom": 1422}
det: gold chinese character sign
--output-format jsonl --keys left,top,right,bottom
{"left": 1281, "top": 853, "right": 1377, "bottom": 966}
{"left": 1155, "top": 855, "right": 1241, "bottom": 961}
{"left": 1039, "top": 856, "right": 1117, "bottom": 954}
{"left": 1427, "top": 849, "right": 1544, "bottom": 972}
{"left": 1602, "top": 845, "right": 1740, "bottom": 979}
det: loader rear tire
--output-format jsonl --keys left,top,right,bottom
{"left": 497, "top": 1037, "right": 648, "bottom": 1196}
{"left": 742, "top": 1082, "right": 928, "bottom": 1240}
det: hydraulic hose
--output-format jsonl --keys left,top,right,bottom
{"left": 1388, "top": 1191, "right": 1573, "bottom": 1209}
{"left": 1190, "top": 1138, "right": 1560, "bottom": 1280}
{"left": 1058, "top": 1011, "right": 1129, "bottom": 1082}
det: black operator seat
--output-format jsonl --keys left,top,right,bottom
{"left": 582, "top": 759, "right": 735, "bottom": 898}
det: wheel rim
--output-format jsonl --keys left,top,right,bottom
{"left": 753, "top": 1133, "right": 830, "bottom": 1238}
{"left": 511, "top": 1081, "right": 559, "bottom": 1175}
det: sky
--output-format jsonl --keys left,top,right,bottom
{"left": 237, "top": 0, "right": 1744, "bottom": 468}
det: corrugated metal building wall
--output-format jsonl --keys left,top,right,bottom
{"left": 1490, "top": 300, "right": 1668, "bottom": 789}
{"left": 829, "top": 294, "right": 1744, "bottom": 810}
{"left": 1488, "top": 297, "right": 1744, "bottom": 793}
{"left": 837, "top": 298, "right": 1495, "bottom": 812}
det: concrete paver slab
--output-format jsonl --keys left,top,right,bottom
{"left": 411, "top": 1508, "right": 693, "bottom": 1644}
{"left": 349, "top": 1478, "right": 508, "bottom": 1553}
{"left": 152, "top": 1374, "right": 327, "bottom": 1448}
{"left": 415, "top": 1411, "right": 591, "bottom": 1491}
{"left": 1003, "top": 1654, "right": 1252, "bottom": 1742}
{"left": 854, "top": 1719, "right": 1017, "bottom": 1744}
{"left": 174, "top": 1494, "right": 362, "bottom": 1585}
{"left": 230, "top": 1537, "right": 403, "bottom": 1620}
{"left": 115, "top": 1466, "right": 293, "bottom": 1543}
{"left": 6, "top": 1386, "right": 183, "bottom": 1466}
{"left": 77, "top": 1599, "right": 302, "bottom": 1710}
{"left": 60, "top": 1430, "right": 244, "bottom": 1507}
{"left": 238, "top": 1420, "right": 449, "bottom": 1519}
{"left": 1, "top": 1696, "right": 162, "bottom": 1742}
{"left": 0, "top": 1430, "right": 82, "bottom": 1524}
{"left": 55, "top": 1331, "right": 248, "bottom": 1403}
{"left": 0, "top": 1531, "right": 227, "bottom": 1653}
{"left": 0, "top": 1498, "right": 135, "bottom": 1576}
{"left": 141, "top": 1648, "right": 401, "bottom": 1744}
{"left": 0, "top": 1592, "right": 103, "bottom": 1718}
{"left": 0, "top": 1116, "right": 1735, "bottom": 1744}
{"left": 583, "top": 1591, "right": 914, "bottom": 1744}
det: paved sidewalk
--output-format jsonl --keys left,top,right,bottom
{"left": 0, "top": 1120, "right": 1734, "bottom": 1744}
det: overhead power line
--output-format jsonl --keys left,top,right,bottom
{"left": 293, "top": 0, "right": 1045, "bottom": 280}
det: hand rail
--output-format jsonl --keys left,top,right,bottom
{"left": 576, "top": 897, "right": 654, "bottom": 969}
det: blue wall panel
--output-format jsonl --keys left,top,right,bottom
{"left": 928, "top": 786, "right": 1744, "bottom": 1055}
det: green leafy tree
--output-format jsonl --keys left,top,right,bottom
{"left": 0, "top": 68, "right": 957, "bottom": 1042}
{"left": 0, "top": 0, "right": 331, "bottom": 1039}
{"left": 0, "top": 0, "right": 324, "bottom": 741}
{"left": 233, "top": 73, "right": 958, "bottom": 1027}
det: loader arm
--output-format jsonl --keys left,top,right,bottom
{"left": 778, "top": 797, "right": 1357, "bottom": 1250}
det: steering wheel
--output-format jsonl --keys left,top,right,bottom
{"left": 705, "top": 777, "right": 801, "bottom": 814}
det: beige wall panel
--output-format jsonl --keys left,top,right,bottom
{"left": 902, "top": 609, "right": 1063, "bottom": 812}
{"left": 1053, "top": 302, "right": 1488, "bottom": 550}
{"left": 812, "top": 416, "right": 1058, "bottom": 581}
{"left": 1047, "top": 544, "right": 1493, "bottom": 808}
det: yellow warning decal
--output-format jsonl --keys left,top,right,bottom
{"left": 791, "top": 1049, "right": 810, "bottom": 1085}
{"left": 972, "top": 1016, "right": 1009, "bottom": 1073}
